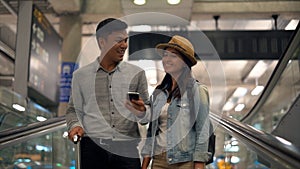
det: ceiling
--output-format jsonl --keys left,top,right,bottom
{"left": 0, "top": 0, "right": 300, "bottom": 32}
{"left": 0, "top": 0, "right": 300, "bottom": 118}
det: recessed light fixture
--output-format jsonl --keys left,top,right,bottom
{"left": 223, "top": 101, "right": 235, "bottom": 111}
{"left": 232, "top": 87, "right": 248, "bottom": 98}
{"left": 251, "top": 85, "right": 264, "bottom": 96}
{"left": 37, "top": 116, "right": 47, "bottom": 122}
{"left": 130, "top": 25, "right": 151, "bottom": 32}
{"left": 234, "top": 103, "right": 245, "bottom": 112}
{"left": 133, "top": 0, "right": 146, "bottom": 5}
{"left": 12, "top": 103, "right": 25, "bottom": 112}
{"left": 167, "top": 0, "right": 181, "bottom": 5}
{"left": 285, "top": 19, "right": 299, "bottom": 30}
{"left": 231, "top": 156, "right": 240, "bottom": 164}
{"left": 244, "top": 61, "right": 272, "bottom": 82}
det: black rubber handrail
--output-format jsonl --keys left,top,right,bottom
{"left": 0, "top": 115, "right": 66, "bottom": 149}
{"left": 211, "top": 113, "right": 300, "bottom": 168}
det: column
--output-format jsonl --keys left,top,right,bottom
{"left": 58, "top": 15, "right": 82, "bottom": 116}
{"left": 14, "top": 1, "right": 33, "bottom": 98}
{"left": 53, "top": 14, "right": 82, "bottom": 168}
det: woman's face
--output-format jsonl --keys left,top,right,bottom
{"left": 162, "top": 47, "right": 186, "bottom": 78}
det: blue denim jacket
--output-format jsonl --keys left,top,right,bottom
{"left": 141, "top": 82, "right": 211, "bottom": 164}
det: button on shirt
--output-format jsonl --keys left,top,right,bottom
{"left": 66, "top": 58, "right": 149, "bottom": 141}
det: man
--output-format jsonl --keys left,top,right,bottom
{"left": 66, "top": 18, "right": 149, "bottom": 169}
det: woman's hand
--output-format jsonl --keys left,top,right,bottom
{"left": 141, "top": 156, "right": 151, "bottom": 169}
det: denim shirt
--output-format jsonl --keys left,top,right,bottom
{"left": 141, "top": 81, "right": 211, "bottom": 164}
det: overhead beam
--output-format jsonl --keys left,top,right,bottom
{"left": 84, "top": 0, "right": 122, "bottom": 14}
{"left": 128, "top": 31, "right": 293, "bottom": 60}
{"left": 48, "top": 0, "right": 81, "bottom": 14}
{"left": 193, "top": 1, "right": 300, "bottom": 14}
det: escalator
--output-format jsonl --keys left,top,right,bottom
{"left": 0, "top": 25, "right": 299, "bottom": 169}
{"left": 210, "top": 24, "right": 300, "bottom": 169}
{"left": 211, "top": 114, "right": 300, "bottom": 169}
{"left": 0, "top": 116, "right": 76, "bottom": 169}
{"left": 0, "top": 110, "right": 299, "bottom": 169}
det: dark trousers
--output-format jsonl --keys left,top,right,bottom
{"left": 80, "top": 137, "right": 141, "bottom": 169}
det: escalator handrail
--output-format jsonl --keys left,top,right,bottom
{"left": 241, "top": 24, "right": 300, "bottom": 122}
{"left": 2, "top": 112, "right": 300, "bottom": 167}
{"left": 0, "top": 115, "right": 66, "bottom": 149}
{"left": 211, "top": 113, "right": 300, "bottom": 168}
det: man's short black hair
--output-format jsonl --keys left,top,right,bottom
{"left": 96, "top": 18, "right": 128, "bottom": 39}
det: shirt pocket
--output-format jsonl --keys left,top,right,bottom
{"left": 176, "top": 98, "right": 191, "bottom": 128}
{"left": 177, "top": 98, "right": 190, "bottom": 113}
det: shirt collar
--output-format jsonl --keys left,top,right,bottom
{"left": 93, "top": 57, "right": 124, "bottom": 73}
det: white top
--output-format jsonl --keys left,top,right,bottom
{"left": 155, "top": 102, "right": 169, "bottom": 153}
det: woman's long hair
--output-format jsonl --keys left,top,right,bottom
{"left": 153, "top": 56, "right": 197, "bottom": 129}
{"left": 154, "top": 65, "right": 193, "bottom": 101}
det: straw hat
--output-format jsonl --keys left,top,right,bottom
{"left": 156, "top": 35, "right": 197, "bottom": 66}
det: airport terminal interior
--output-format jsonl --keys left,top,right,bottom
{"left": 0, "top": 0, "right": 300, "bottom": 168}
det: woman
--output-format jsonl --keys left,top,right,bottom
{"left": 141, "top": 35, "right": 212, "bottom": 169}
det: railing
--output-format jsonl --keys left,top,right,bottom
{"left": 210, "top": 113, "right": 300, "bottom": 169}
{"left": 0, "top": 113, "right": 300, "bottom": 168}
{"left": 0, "top": 115, "right": 66, "bottom": 149}
{"left": 0, "top": 116, "right": 75, "bottom": 169}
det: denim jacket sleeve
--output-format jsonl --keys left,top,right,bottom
{"left": 193, "top": 84, "right": 211, "bottom": 162}
{"left": 141, "top": 121, "right": 156, "bottom": 157}
{"left": 140, "top": 95, "right": 157, "bottom": 157}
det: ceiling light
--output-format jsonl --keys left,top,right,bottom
{"left": 224, "top": 144, "right": 239, "bottom": 152}
{"left": 232, "top": 87, "right": 248, "bottom": 98}
{"left": 37, "top": 116, "right": 47, "bottom": 122}
{"left": 285, "top": 19, "right": 299, "bottom": 30}
{"left": 244, "top": 60, "right": 272, "bottom": 82}
{"left": 133, "top": 0, "right": 146, "bottom": 5}
{"left": 130, "top": 25, "right": 151, "bottom": 32}
{"left": 12, "top": 103, "right": 25, "bottom": 112}
{"left": 231, "top": 140, "right": 239, "bottom": 146}
{"left": 251, "top": 85, "right": 264, "bottom": 96}
{"left": 234, "top": 103, "right": 245, "bottom": 112}
{"left": 230, "top": 156, "right": 240, "bottom": 164}
{"left": 222, "top": 100, "right": 235, "bottom": 111}
{"left": 167, "top": 0, "right": 181, "bottom": 5}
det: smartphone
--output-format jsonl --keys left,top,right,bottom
{"left": 127, "top": 92, "right": 140, "bottom": 101}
